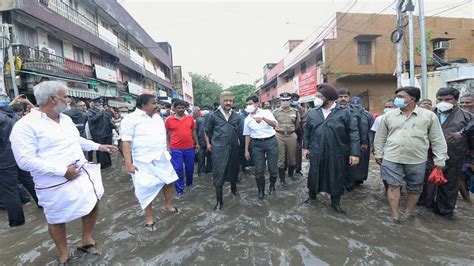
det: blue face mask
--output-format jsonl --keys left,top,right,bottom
{"left": 291, "top": 100, "right": 299, "bottom": 106}
{"left": 394, "top": 97, "right": 407, "bottom": 108}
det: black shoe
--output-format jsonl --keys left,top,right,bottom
{"left": 214, "top": 186, "right": 224, "bottom": 210}
{"left": 302, "top": 198, "right": 316, "bottom": 206}
{"left": 268, "top": 184, "right": 276, "bottom": 195}
{"left": 258, "top": 188, "right": 265, "bottom": 200}
{"left": 214, "top": 201, "right": 223, "bottom": 210}
{"left": 288, "top": 165, "right": 295, "bottom": 181}
{"left": 278, "top": 168, "right": 286, "bottom": 186}
{"left": 231, "top": 183, "right": 240, "bottom": 197}
{"left": 331, "top": 196, "right": 345, "bottom": 214}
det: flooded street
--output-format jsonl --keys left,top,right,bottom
{"left": 1, "top": 154, "right": 473, "bottom": 265}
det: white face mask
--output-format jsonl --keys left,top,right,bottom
{"left": 436, "top": 102, "right": 454, "bottom": 112}
{"left": 383, "top": 108, "right": 393, "bottom": 113}
{"left": 313, "top": 97, "right": 324, "bottom": 108}
{"left": 245, "top": 105, "right": 256, "bottom": 113}
{"left": 201, "top": 110, "right": 209, "bottom": 116}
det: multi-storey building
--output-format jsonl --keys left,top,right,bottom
{"left": 1, "top": 0, "right": 174, "bottom": 108}
{"left": 257, "top": 12, "right": 474, "bottom": 113}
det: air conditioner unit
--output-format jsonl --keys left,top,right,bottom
{"left": 434, "top": 41, "right": 450, "bottom": 50}
{"left": 37, "top": 45, "right": 56, "bottom": 60}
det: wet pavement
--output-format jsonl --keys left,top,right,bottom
{"left": 1, "top": 154, "right": 473, "bottom": 265}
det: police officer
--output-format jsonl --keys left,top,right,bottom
{"left": 273, "top": 92, "right": 301, "bottom": 186}
{"left": 244, "top": 96, "right": 278, "bottom": 199}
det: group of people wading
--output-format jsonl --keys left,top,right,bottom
{"left": 1, "top": 80, "right": 473, "bottom": 264}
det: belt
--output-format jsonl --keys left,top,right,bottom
{"left": 252, "top": 135, "right": 275, "bottom": 141}
{"left": 275, "top": 130, "right": 295, "bottom": 135}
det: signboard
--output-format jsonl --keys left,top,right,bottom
{"left": 299, "top": 68, "right": 317, "bottom": 97}
{"left": 94, "top": 64, "right": 117, "bottom": 83}
{"left": 127, "top": 81, "right": 143, "bottom": 96}
{"left": 0, "top": 50, "right": 5, "bottom": 96}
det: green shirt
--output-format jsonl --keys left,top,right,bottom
{"left": 374, "top": 106, "right": 448, "bottom": 167}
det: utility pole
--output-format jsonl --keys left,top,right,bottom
{"left": 406, "top": 0, "right": 415, "bottom": 86}
{"left": 394, "top": 0, "right": 405, "bottom": 88}
{"left": 2, "top": 24, "right": 19, "bottom": 97}
{"left": 418, "top": 0, "right": 428, "bottom": 98}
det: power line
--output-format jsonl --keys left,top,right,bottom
{"left": 325, "top": 0, "right": 397, "bottom": 65}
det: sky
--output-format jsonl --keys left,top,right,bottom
{"left": 119, "top": 0, "right": 473, "bottom": 88}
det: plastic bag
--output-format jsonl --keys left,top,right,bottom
{"left": 428, "top": 167, "right": 447, "bottom": 185}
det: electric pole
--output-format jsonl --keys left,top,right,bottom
{"left": 418, "top": 0, "right": 428, "bottom": 98}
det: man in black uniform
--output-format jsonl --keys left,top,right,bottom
{"left": 205, "top": 91, "right": 241, "bottom": 210}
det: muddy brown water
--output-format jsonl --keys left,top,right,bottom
{"left": 1, "top": 154, "right": 473, "bottom": 265}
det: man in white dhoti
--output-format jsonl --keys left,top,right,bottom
{"left": 9, "top": 81, "right": 118, "bottom": 264}
{"left": 121, "top": 94, "right": 179, "bottom": 232}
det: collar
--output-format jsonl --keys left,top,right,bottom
{"left": 218, "top": 106, "right": 232, "bottom": 114}
{"left": 135, "top": 108, "right": 157, "bottom": 118}
{"left": 396, "top": 105, "right": 420, "bottom": 115}
{"left": 322, "top": 102, "right": 337, "bottom": 111}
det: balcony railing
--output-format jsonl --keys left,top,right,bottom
{"left": 11, "top": 44, "right": 93, "bottom": 79}
{"left": 39, "top": 0, "right": 98, "bottom": 35}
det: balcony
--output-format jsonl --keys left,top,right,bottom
{"left": 11, "top": 44, "right": 93, "bottom": 79}
{"left": 39, "top": 0, "right": 98, "bottom": 35}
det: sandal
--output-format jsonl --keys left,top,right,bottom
{"left": 77, "top": 243, "right": 101, "bottom": 255}
{"left": 145, "top": 223, "right": 156, "bottom": 232}
{"left": 163, "top": 207, "right": 179, "bottom": 214}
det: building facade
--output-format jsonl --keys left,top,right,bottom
{"left": 257, "top": 12, "right": 474, "bottom": 113}
{"left": 172, "top": 65, "right": 194, "bottom": 106}
{"left": 1, "top": 0, "right": 174, "bottom": 108}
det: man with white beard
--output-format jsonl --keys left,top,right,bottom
{"left": 10, "top": 81, "right": 117, "bottom": 264}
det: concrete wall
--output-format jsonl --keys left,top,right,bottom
{"left": 334, "top": 78, "right": 397, "bottom": 114}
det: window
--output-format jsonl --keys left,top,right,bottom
{"left": 357, "top": 41, "right": 372, "bottom": 65}
{"left": 300, "top": 62, "right": 306, "bottom": 74}
{"left": 73, "top": 46, "right": 84, "bottom": 63}
{"left": 15, "top": 24, "right": 37, "bottom": 47}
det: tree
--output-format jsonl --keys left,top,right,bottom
{"left": 191, "top": 73, "right": 223, "bottom": 107}
{"left": 226, "top": 84, "right": 256, "bottom": 109}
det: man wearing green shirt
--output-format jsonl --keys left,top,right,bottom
{"left": 374, "top": 86, "right": 448, "bottom": 224}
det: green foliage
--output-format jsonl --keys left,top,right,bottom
{"left": 191, "top": 73, "right": 223, "bottom": 107}
{"left": 415, "top": 29, "right": 433, "bottom": 65}
{"left": 226, "top": 84, "right": 256, "bottom": 109}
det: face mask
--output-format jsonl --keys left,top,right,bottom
{"left": 436, "top": 102, "right": 454, "bottom": 112}
{"left": 245, "top": 105, "right": 256, "bottom": 113}
{"left": 160, "top": 109, "right": 167, "bottom": 115}
{"left": 201, "top": 110, "right": 209, "bottom": 116}
{"left": 383, "top": 108, "right": 393, "bottom": 114}
{"left": 292, "top": 100, "right": 299, "bottom": 106}
{"left": 281, "top": 101, "right": 291, "bottom": 108}
{"left": 394, "top": 97, "right": 407, "bottom": 108}
{"left": 120, "top": 113, "right": 127, "bottom": 118}
{"left": 313, "top": 97, "right": 324, "bottom": 108}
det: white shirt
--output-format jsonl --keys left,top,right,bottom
{"left": 121, "top": 108, "right": 169, "bottom": 163}
{"left": 371, "top": 115, "right": 384, "bottom": 132}
{"left": 322, "top": 102, "right": 337, "bottom": 119}
{"left": 10, "top": 109, "right": 100, "bottom": 188}
{"left": 243, "top": 108, "right": 277, "bottom": 139}
{"left": 218, "top": 106, "right": 232, "bottom": 121}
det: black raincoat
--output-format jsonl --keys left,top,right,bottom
{"left": 347, "top": 107, "right": 372, "bottom": 183}
{"left": 205, "top": 110, "right": 240, "bottom": 187}
{"left": 303, "top": 105, "right": 360, "bottom": 196}
{"left": 64, "top": 108, "right": 88, "bottom": 138}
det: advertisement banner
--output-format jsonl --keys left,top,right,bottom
{"left": 94, "top": 64, "right": 117, "bottom": 83}
{"left": 127, "top": 81, "right": 143, "bottom": 96}
{"left": 298, "top": 68, "right": 317, "bottom": 98}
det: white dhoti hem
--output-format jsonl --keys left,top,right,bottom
{"left": 37, "top": 163, "right": 104, "bottom": 224}
{"left": 132, "top": 160, "right": 179, "bottom": 210}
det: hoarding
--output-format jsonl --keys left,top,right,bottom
{"left": 298, "top": 67, "right": 317, "bottom": 102}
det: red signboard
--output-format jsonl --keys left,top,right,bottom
{"left": 298, "top": 68, "right": 317, "bottom": 97}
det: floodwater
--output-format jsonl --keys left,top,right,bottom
{"left": 1, "top": 154, "right": 473, "bottom": 265}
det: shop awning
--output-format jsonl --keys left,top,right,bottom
{"left": 67, "top": 88, "right": 101, "bottom": 99}
{"left": 108, "top": 100, "right": 134, "bottom": 108}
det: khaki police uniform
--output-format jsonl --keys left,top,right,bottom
{"left": 273, "top": 107, "right": 300, "bottom": 168}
